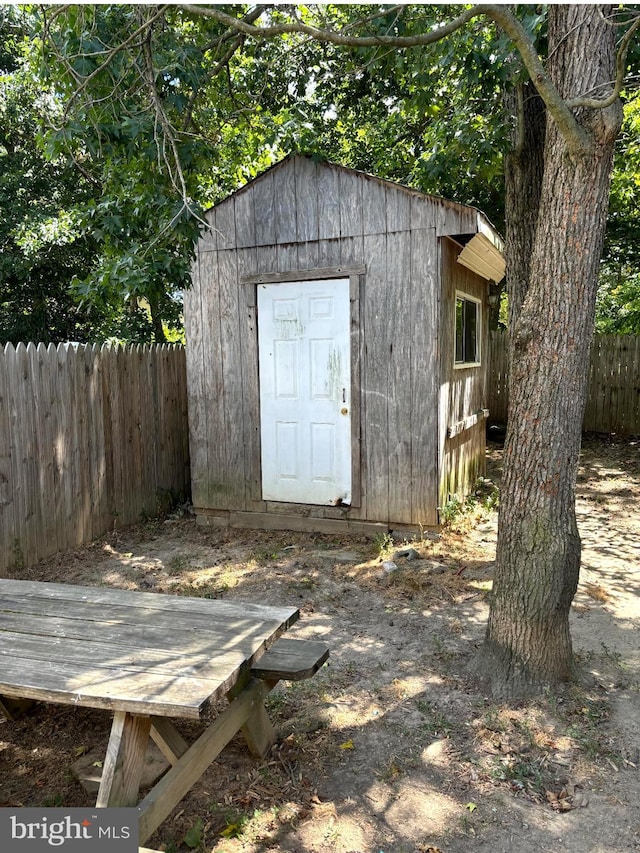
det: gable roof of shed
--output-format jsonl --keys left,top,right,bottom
{"left": 204, "top": 154, "right": 504, "bottom": 281}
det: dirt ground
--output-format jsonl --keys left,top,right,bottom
{"left": 1, "top": 434, "right": 639, "bottom": 853}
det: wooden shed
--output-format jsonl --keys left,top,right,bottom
{"left": 184, "top": 154, "right": 504, "bottom": 535}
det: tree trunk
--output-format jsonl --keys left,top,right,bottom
{"left": 503, "top": 81, "right": 546, "bottom": 326}
{"left": 478, "top": 6, "right": 623, "bottom": 696}
{"left": 148, "top": 294, "right": 166, "bottom": 344}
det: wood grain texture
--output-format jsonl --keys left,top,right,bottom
{"left": 251, "top": 638, "right": 329, "bottom": 681}
{"left": 410, "top": 228, "right": 439, "bottom": 526}
{"left": 254, "top": 169, "right": 276, "bottom": 246}
{"left": 0, "top": 579, "right": 298, "bottom": 719}
{"left": 218, "top": 249, "right": 247, "bottom": 509}
{"left": 137, "top": 679, "right": 270, "bottom": 843}
{"left": 97, "top": 711, "right": 151, "bottom": 807}
{"left": 294, "top": 156, "right": 319, "bottom": 242}
{"left": 275, "top": 158, "right": 297, "bottom": 243}
{"left": 362, "top": 233, "right": 389, "bottom": 521}
{"left": 386, "top": 230, "right": 413, "bottom": 524}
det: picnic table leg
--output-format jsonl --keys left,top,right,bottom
{"left": 96, "top": 711, "right": 152, "bottom": 808}
{"left": 137, "top": 678, "right": 268, "bottom": 845}
{"left": 226, "top": 676, "right": 277, "bottom": 759}
{"left": 150, "top": 717, "right": 189, "bottom": 765}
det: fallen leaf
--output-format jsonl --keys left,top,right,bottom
{"left": 339, "top": 739, "right": 355, "bottom": 750}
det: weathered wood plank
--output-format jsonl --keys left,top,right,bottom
{"left": 10, "top": 344, "right": 31, "bottom": 566}
{"left": 317, "top": 165, "right": 340, "bottom": 240}
{"left": 234, "top": 185, "right": 256, "bottom": 249}
{"left": 294, "top": 155, "right": 319, "bottom": 242}
{"left": 137, "top": 679, "right": 270, "bottom": 844}
{"left": 150, "top": 717, "right": 189, "bottom": 765}
{"left": 97, "top": 711, "right": 151, "bottom": 808}
{"left": 362, "top": 176, "right": 387, "bottom": 235}
{"left": 215, "top": 198, "right": 236, "bottom": 250}
{"left": 185, "top": 258, "right": 208, "bottom": 509}
{"left": 218, "top": 249, "right": 247, "bottom": 509}
{"left": 410, "top": 227, "right": 439, "bottom": 526}
{"left": 251, "top": 638, "right": 329, "bottom": 681}
{"left": 227, "top": 511, "right": 388, "bottom": 537}
{"left": 339, "top": 169, "right": 364, "bottom": 237}
{"left": 386, "top": 230, "right": 413, "bottom": 524}
{"left": 0, "top": 345, "right": 14, "bottom": 574}
{"left": 237, "top": 250, "right": 265, "bottom": 509}
{"left": 200, "top": 250, "right": 226, "bottom": 508}
{"left": 254, "top": 169, "right": 276, "bottom": 246}
{"left": 241, "top": 264, "right": 365, "bottom": 284}
{"left": 0, "top": 579, "right": 297, "bottom": 622}
{"left": 362, "top": 233, "right": 389, "bottom": 522}
{"left": 275, "top": 158, "right": 297, "bottom": 243}
{"left": 349, "top": 274, "right": 364, "bottom": 514}
{"left": 387, "top": 186, "right": 411, "bottom": 232}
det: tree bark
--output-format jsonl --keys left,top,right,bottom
{"left": 478, "top": 5, "right": 623, "bottom": 696}
{"left": 503, "top": 80, "right": 546, "bottom": 326}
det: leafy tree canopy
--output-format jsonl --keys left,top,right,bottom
{"left": 597, "top": 93, "right": 640, "bottom": 334}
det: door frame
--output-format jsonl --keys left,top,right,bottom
{"left": 242, "top": 265, "right": 364, "bottom": 509}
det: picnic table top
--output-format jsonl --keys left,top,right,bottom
{"left": 0, "top": 578, "right": 299, "bottom": 719}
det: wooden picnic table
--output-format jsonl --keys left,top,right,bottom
{"left": 0, "top": 578, "right": 308, "bottom": 846}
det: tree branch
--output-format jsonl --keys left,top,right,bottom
{"left": 178, "top": 3, "right": 593, "bottom": 156}
{"left": 178, "top": 3, "right": 483, "bottom": 48}
{"left": 567, "top": 14, "right": 640, "bottom": 109}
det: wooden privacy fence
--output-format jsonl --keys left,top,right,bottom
{"left": 488, "top": 331, "right": 640, "bottom": 435}
{"left": 0, "top": 343, "right": 190, "bottom": 574}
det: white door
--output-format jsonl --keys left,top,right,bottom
{"left": 258, "top": 279, "right": 351, "bottom": 505}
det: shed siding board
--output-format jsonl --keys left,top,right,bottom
{"left": 388, "top": 189, "right": 411, "bottom": 232}
{"left": 386, "top": 230, "right": 413, "bottom": 524}
{"left": 275, "top": 161, "right": 297, "bottom": 244}
{"left": 254, "top": 170, "right": 276, "bottom": 246}
{"left": 340, "top": 235, "right": 364, "bottom": 267}
{"left": 339, "top": 169, "right": 364, "bottom": 238}
{"left": 349, "top": 274, "right": 365, "bottom": 519}
{"left": 199, "top": 250, "right": 226, "bottom": 508}
{"left": 276, "top": 243, "right": 299, "bottom": 272}
{"left": 256, "top": 245, "right": 278, "bottom": 275}
{"left": 215, "top": 200, "right": 236, "bottom": 250}
{"left": 184, "top": 258, "right": 208, "bottom": 509}
{"left": 200, "top": 209, "right": 217, "bottom": 251}
{"left": 294, "top": 157, "right": 319, "bottom": 242}
{"left": 218, "top": 249, "right": 246, "bottom": 509}
{"left": 317, "top": 238, "right": 342, "bottom": 268}
{"left": 234, "top": 186, "right": 255, "bottom": 249}
{"left": 363, "top": 178, "right": 387, "bottom": 235}
{"left": 362, "top": 232, "right": 389, "bottom": 521}
{"left": 317, "top": 166, "right": 341, "bottom": 240}
{"left": 439, "top": 238, "right": 488, "bottom": 507}
{"left": 410, "top": 229, "right": 439, "bottom": 525}
{"left": 410, "top": 195, "right": 436, "bottom": 232}
{"left": 296, "top": 240, "right": 320, "bottom": 270}
{"left": 236, "top": 248, "right": 265, "bottom": 510}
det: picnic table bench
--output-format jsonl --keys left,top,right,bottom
{"left": 0, "top": 579, "right": 328, "bottom": 848}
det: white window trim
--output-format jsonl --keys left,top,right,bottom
{"left": 454, "top": 290, "right": 482, "bottom": 369}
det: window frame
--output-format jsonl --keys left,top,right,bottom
{"left": 454, "top": 290, "right": 482, "bottom": 369}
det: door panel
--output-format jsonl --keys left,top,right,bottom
{"left": 258, "top": 279, "right": 351, "bottom": 505}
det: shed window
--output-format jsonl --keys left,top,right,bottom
{"left": 455, "top": 293, "right": 481, "bottom": 367}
